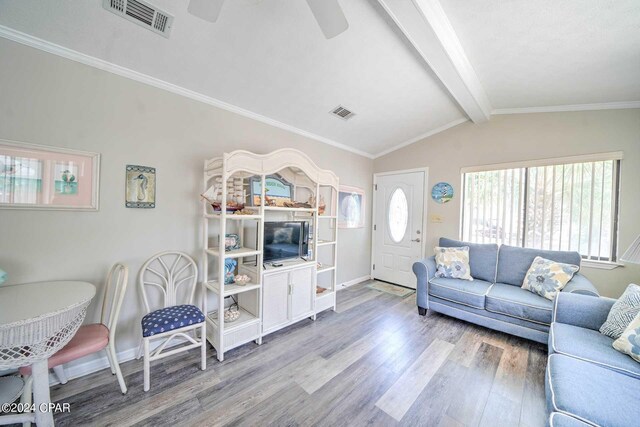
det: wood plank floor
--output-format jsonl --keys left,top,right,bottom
{"left": 46, "top": 281, "right": 548, "bottom": 427}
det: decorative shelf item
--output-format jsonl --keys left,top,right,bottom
{"left": 224, "top": 307, "right": 240, "bottom": 323}
{"left": 234, "top": 274, "right": 251, "bottom": 286}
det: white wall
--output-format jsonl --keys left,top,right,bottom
{"left": 374, "top": 110, "right": 640, "bottom": 298}
{"left": 0, "top": 39, "right": 373, "bottom": 366}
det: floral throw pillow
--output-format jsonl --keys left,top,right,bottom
{"left": 434, "top": 246, "right": 473, "bottom": 281}
{"left": 521, "top": 256, "right": 579, "bottom": 300}
{"left": 613, "top": 311, "right": 640, "bottom": 363}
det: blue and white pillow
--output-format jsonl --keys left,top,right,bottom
{"left": 613, "top": 310, "right": 640, "bottom": 363}
{"left": 600, "top": 284, "right": 640, "bottom": 339}
{"left": 521, "top": 256, "right": 579, "bottom": 300}
{"left": 434, "top": 246, "right": 473, "bottom": 281}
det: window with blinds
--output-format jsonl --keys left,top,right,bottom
{"left": 461, "top": 157, "right": 621, "bottom": 262}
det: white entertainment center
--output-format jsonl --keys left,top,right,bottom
{"left": 202, "top": 149, "right": 339, "bottom": 361}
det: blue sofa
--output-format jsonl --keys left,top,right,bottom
{"left": 413, "top": 238, "right": 599, "bottom": 344}
{"left": 547, "top": 292, "right": 640, "bottom": 426}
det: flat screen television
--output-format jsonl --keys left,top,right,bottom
{"left": 263, "top": 221, "right": 310, "bottom": 263}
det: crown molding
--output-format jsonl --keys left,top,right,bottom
{"left": 492, "top": 101, "right": 640, "bottom": 115}
{"left": 0, "top": 25, "right": 375, "bottom": 159}
{"left": 373, "top": 117, "right": 468, "bottom": 158}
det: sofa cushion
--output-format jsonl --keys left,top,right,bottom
{"left": 496, "top": 245, "right": 581, "bottom": 287}
{"left": 439, "top": 238, "right": 498, "bottom": 283}
{"left": 485, "top": 283, "right": 553, "bottom": 325}
{"left": 550, "top": 322, "right": 640, "bottom": 379}
{"left": 549, "top": 413, "right": 592, "bottom": 427}
{"left": 428, "top": 277, "right": 492, "bottom": 309}
{"left": 547, "top": 354, "right": 640, "bottom": 426}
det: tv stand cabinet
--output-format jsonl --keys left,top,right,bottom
{"left": 262, "top": 263, "right": 316, "bottom": 335}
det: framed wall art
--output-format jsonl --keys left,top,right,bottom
{"left": 0, "top": 139, "right": 100, "bottom": 211}
{"left": 125, "top": 165, "right": 156, "bottom": 208}
{"left": 338, "top": 185, "right": 365, "bottom": 228}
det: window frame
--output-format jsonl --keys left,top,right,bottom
{"left": 459, "top": 152, "right": 623, "bottom": 269}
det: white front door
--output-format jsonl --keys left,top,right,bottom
{"left": 373, "top": 171, "right": 426, "bottom": 288}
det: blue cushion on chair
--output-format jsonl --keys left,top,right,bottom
{"left": 141, "top": 304, "right": 205, "bottom": 337}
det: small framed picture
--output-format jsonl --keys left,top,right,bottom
{"left": 0, "top": 139, "right": 100, "bottom": 211}
{"left": 125, "top": 165, "right": 156, "bottom": 208}
{"left": 338, "top": 185, "right": 365, "bottom": 228}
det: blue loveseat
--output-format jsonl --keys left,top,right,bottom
{"left": 547, "top": 292, "right": 640, "bottom": 426}
{"left": 413, "top": 238, "right": 599, "bottom": 344}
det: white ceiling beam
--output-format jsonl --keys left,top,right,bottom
{"left": 377, "top": 0, "right": 491, "bottom": 123}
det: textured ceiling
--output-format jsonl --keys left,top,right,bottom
{"left": 440, "top": 0, "right": 640, "bottom": 109}
{"left": 0, "top": 0, "right": 465, "bottom": 156}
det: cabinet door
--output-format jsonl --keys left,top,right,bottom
{"left": 263, "top": 271, "right": 290, "bottom": 332}
{"left": 290, "top": 266, "right": 315, "bottom": 320}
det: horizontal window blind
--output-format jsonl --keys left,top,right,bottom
{"left": 462, "top": 158, "right": 620, "bottom": 262}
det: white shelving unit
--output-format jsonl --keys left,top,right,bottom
{"left": 202, "top": 149, "right": 338, "bottom": 361}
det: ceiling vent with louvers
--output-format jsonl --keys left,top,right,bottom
{"left": 330, "top": 105, "right": 355, "bottom": 121}
{"left": 103, "top": 0, "right": 173, "bottom": 38}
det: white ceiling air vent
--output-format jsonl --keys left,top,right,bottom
{"left": 330, "top": 105, "right": 355, "bottom": 121}
{"left": 103, "top": 0, "right": 173, "bottom": 38}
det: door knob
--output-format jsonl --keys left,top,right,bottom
{"left": 411, "top": 238, "right": 421, "bottom": 242}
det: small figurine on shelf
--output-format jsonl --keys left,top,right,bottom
{"left": 234, "top": 274, "right": 251, "bottom": 286}
{"left": 224, "top": 259, "right": 237, "bottom": 284}
{"left": 310, "top": 195, "right": 327, "bottom": 214}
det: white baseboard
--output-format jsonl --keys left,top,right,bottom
{"left": 338, "top": 275, "right": 371, "bottom": 290}
{"left": 48, "top": 347, "right": 139, "bottom": 386}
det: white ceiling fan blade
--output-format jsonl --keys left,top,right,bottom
{"left": 306, "top": 0, "right": 349, "bottom": 39}
{"left": 188, "top": 0, "right": 225, "bottom": 23}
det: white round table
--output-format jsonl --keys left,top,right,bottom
{"left": 0, "top": 281, "right": 95, "bottom": 426}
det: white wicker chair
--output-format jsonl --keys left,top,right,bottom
{"left": 137, "top": 251, "right": 206, "bottom": 391}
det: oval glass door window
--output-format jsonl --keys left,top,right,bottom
{"left": 388, "top": 188, "right": 408, "bottom": 243}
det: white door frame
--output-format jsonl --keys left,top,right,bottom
{"left": 371, "top": 167, "right": 429, "bottom": 281}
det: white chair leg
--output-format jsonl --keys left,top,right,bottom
{"left": 200, "top": 324, "right": 206, "bottom": 371}
{"left": 143, "top": 338, "right": 150, "bottom": 392}
{"left": 20, "top": 376, "right": 33, "bottom": 427}
{"left": 136, "top": 340, "right": 144, "bottom": 360}
{"left": 52, "top": 365, "right": 68, "bottom": 385}
{"left": 105, "top": 347, "right": 116, "bottom": 375}
{"left": 107, "top": 343, "right": 127, "bottom": 394}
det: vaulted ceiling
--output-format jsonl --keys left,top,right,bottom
{"left": 0, "top": 0, "right": 638, "bottom": 158}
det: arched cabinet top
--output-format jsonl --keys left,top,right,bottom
{"left": 205, "top": 148, "right": 339, "bottom": 189}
